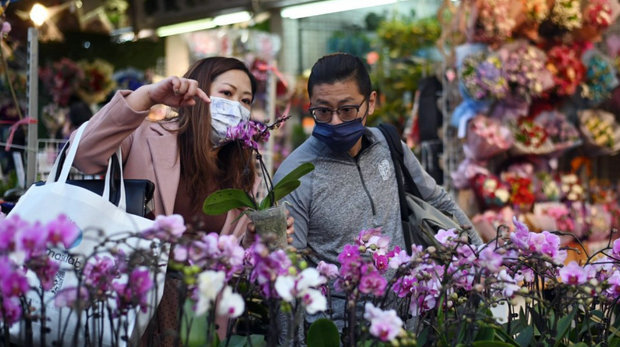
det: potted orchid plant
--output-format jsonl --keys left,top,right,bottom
{"left": 202, "top": 116, "right": 314, "bottom": 250}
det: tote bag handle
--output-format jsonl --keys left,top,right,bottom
{"left": 45, "top": 121, "right": 128, "bottom": 212}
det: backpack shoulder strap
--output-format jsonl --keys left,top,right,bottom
{"left": 377, "top": 123, "right": 422, "bottom": 198}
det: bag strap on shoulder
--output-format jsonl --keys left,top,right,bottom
{"left": 377, "top": 123, "right": 422, "bottom": 198}
{"left": 378, "top": 123, "right": 408, "bottom": 222}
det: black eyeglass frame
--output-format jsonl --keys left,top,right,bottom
{"left": 308, "top": 98, "right": 367, "bottom": 123}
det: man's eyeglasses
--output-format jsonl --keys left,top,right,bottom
{"left": 308, "top": 98, "right": 366, "bottom": 123}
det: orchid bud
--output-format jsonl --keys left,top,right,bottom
{"left": 299, "top": 260, "right": 308, "bottom": 269}
{"left": 427, "top": 246, "right": 436, "bottom": 254}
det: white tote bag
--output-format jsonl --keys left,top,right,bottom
{"left": 8, "top": 122, "right": 167, "bottom": 346}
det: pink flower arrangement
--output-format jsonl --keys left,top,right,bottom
{"left": 463, "top": 115, "right": 513, "bottom": 160}
{"left": 470, "top": 0, "right": 517, "bottom": 44}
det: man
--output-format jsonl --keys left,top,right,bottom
{"left": 273, "top": 52, "right": 481, "bottom": 330}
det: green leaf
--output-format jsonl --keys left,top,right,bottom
{"left": 555, "top": 309, "right": 577, "bottom": 345}
{"left": 307, "top": 318, "right": 339, "bottom": 347}
{"left": 530, "top": 307, "right": 547, "bottom": 335}
{"left": 203, "top": 189, "right": 257, "bottom": 215}
{"left": 272, "top": 162, "right": 314, "bottom": 193}
{"left": 472, "top": 341, "right": 515, "bottom": 347}
{"left": 515, "top": 326, "right": 533, "bottom": 346}
{"left": 258, "top": 180, "right": 300, "bottom": 210}
{"left": 609, "top": 336, "right": 620, "bottom": 347}
{"left": 220, "top": 335, "right": 267, "bottom": 347}
{"left": 271, "top": 180, "right": 301, "bottom": 204}
{"left": 570, "top": 343, "right": 589, "bottom": 347}
{"left": 475, "top": 326, "right": 495, "bottom": 341}
{"left": 417, "top": 326, "right": 430, "bottom": 346}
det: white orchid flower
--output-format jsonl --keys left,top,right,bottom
{"left": 274, "top": 267, "right": 327, "bottom": 314}
{"left": 195, "top": 270, "right": 225, "bottom": 316}
{"left": 217, "top": 286, "right": 245, "bottom": 318}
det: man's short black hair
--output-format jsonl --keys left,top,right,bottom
{"left": 307, "top": 53, "right": 372, "bottom": 99}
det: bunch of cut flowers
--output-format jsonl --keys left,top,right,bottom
{"left": 581, "top": 49, "right": 619, "bottom": 105}
{"left": 510, "top": 116, "right": 555, "bottom": 155}
{"left": 76, "top": 59, "right": 117, "bottom": 105}
{"left": 470, "top": 172, "right": 511, "bottom": 209}
{"left": 547, "top": 0, "right": 583, "bottom": 32}
{"left": 578, "top": 109, "right": 620, "bottom": 155}
{"left": 534, "top": 110, "right": 582, "bottom": 155}
{"left": 38, "top": 57, "right": 84, "bottom": 107}
{"left": 497, "top": 40, "right": 554, "bottom": 100}
{"left": 459, "top": 51, "right": 508, "bottom": 101}
{"left": 469, "top": 0, "right": 518, "bottom": 44}
{"left": 545, "top": 44, "right": 586, "bottom": 97}
{"left": 462, "top": 114, "right": 513, "bottom": 161}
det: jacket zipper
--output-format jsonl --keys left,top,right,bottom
{"left": 355, "top": 160, "right": 376, "bottom": 216}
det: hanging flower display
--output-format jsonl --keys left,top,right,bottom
{"left": 471, "top": 173, "right": 511, "bottom": 209}
{"left": 545, "top": 44, "right": 586, "bottom": 97}
{"left": 523, "top": 0, "right": 550, "bottom": 23}
{"left": 578, "top": 109, "right": 620, "bottom": 155}
{"left": 581, "top": 49, "right": 619, "bottom": 104}
{"left": 534, "top": 110, "right": 581, "bottom": 154}
{"left": 583, "top": 0, "right": 613, "bottom": 30}
{"left": 470, "top": 0, "right": 518, "bottom": 44}
{"left": 510, "top": 116, "right": 555, "bottom": 155}
{"left": 548, "top": 0, "right": 583, "bottom": 32}
{"left": 459, "top": 51, "right": 508, "bottom": 101}
{"left": 505, "top": 175, "right": 536, "bottom": 210}
{"left": 463, "top": 114, "right": 513, "bottom": 160}
{"left": 76, "top": 59, "right": 117, "bottom": 105}
{"left": 38, "top": 58, "right": 84, "bottom": 107}
{"left": 497, "top": 40, "right": 554, "bottom": 99}
{"left": 560, "top": 173, "right": 585, "bottom": 202}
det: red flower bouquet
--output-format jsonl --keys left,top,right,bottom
{"left": 510, "top": 116, "right": 555, "bottom": 155}
{"left": 545, "top": 45, "right": 586, "bottom": 97}
{"left": 504, "top": 175, "right": 536, "bottom": 211}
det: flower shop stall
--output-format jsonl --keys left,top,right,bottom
{"left": 441, "top": 0, "right": 620, "bottom": 258}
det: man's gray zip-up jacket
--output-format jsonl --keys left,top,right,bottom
{"left": 273, "top": 127, "right": 482, "bottom": 269}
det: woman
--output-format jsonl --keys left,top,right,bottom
{"left": 72, "top": 57, "right": 281, "bottom": 345}
{"left": 73, "top": 56, "right": 267, "bottom": 238}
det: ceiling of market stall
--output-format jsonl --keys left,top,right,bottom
{"left": 4, "top": 0, "right": 322, "bottom": 41}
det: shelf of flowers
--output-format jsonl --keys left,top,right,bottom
{"left": 448, "top": 0, "right": 620, "bottom": 264}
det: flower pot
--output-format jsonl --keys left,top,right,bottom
{"left": 248, "top": 204, "right": 287, "bottom": 250}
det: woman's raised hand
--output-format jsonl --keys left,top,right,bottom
{"left": 147, "top": 76, "right": 211, "bottom": 107}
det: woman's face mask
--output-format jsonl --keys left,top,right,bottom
{"left": 210, "top": 96, "right": 251, "bottom": 147}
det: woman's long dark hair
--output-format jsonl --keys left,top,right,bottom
{"left": 175, "top": 57, "right": 258, "bottom": 205}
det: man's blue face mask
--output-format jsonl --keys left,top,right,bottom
{"left": 312, "top": 117, "right": 366, "bottom": 153}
